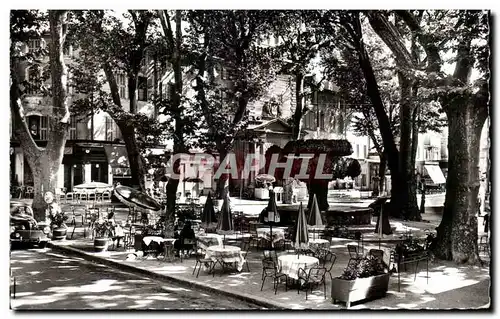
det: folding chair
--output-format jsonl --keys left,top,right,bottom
{"left": 347, "top": 244, "right": 361, "bottom": 263}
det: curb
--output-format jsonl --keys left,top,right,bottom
{"left": 47, "top": 242, "right": 284, "bottom": 310}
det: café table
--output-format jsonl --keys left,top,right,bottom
{"left": 278, "top": 254, "right": 320, "bottom": 280}
{"left": 205, "top": 245, "right": 245, "bottom": 272}
{"left": 196, "top": 233, "right": 223, "bottom": 250}
{"left": 309, "top": 238, "right": 330, "bottom": 251}
{"left": 256, "top": 227, "right": 286, "bottom": 244}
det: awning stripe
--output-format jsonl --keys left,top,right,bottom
{"left": 424, "top": 165, "right": 446, "bottom": 184}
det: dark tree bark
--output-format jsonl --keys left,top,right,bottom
{"left": 340, "top": 13, "right": 402, "bottom": 209}
{"left": 10, "top": 11, "right": 70, "bottom": 220}
{"left": 394, "top": 72, "right": 420, "bottom": 220}
{"left": 434, "top": 96, "right": 487, "bottom": 263}
{"left": 160, "top": 10, "right": 186, "bottom": 235}
{"left": 117, "top": 121, "right": 146, "bottom": 189}
{"left": 431, "top": 11, "right": 490, "bottom": 264}
{"left": 292, "top": 72, "right": 305, "bottom": 140}
{"left": 95, "top": 11, "right": 151, "bottom": 191}
{"left": 102, "top": 64, "right": 146, "bottom": 190}
{"left": 378, "top": 152, "right": 387, "bottom": 193}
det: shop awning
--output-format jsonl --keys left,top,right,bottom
{"left": 424, "top": 165, "right": 446, "bottom": 184}
{"left": 103, "top": 145, "right": 130, "bottom": 168}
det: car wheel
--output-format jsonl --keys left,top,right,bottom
{"left": 38, "top": 242, "right": 48, "bottom": 249}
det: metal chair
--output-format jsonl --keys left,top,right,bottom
{"left": 65, "top": 191, "right": 74, "bottom": 203}
{"left": 297, "top": 266, "right": 327, "bottom": 300}
{"left": 79, "top": 190, "right": 88, "bottom": 202}
{"left": 479, "top": 235, "right": 490, "bottom": 257}
{"left": 85, "top": 208, "right": 100, "bottom": 239}
{"left": 347, "top": 244, "right": 361, "bottom": 262}
{"left": 102, "top": 191, "right": 111, "bottom": 201}
{"left": 179, "top": 238, "right": 197, "bottom": 262}
{"left": 240, "top": 237, "right": 251, "bottom": 272}
{"left": 192, "top": 247, "right": 215, "bottom": 278}
{"left": 262, "top": 249, "right": 278, "bottom": 265}
{"left": 95, "top": 191, "right": 103, "bottom": 202}
{"left": 69, "top": 206, "right": 83, "bottom": 239}
{"left": 123, "top": 226, "right": 135, "bottom": 251}
{"left": 323, "top": 251, "right": 337, "bottom": 280}
{"left": 260, "top": 259, "right": 288, "bottom": 294}
{"left": 369, "top": 249, "right": 385, "bottom": 264}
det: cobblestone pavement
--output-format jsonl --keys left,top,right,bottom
{"left": 10, "top": 248, "right": 263, "bottom": 310}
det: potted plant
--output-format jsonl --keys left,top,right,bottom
{"left": 48, "top": 203, "right": 68, "bottom": 240}
{"left": 331, "top": 255, "right": 390, "bottom": 308}
{"left": 93, "top": 219, "right": 115, "bottom": 252}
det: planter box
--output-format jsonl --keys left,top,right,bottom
{"left": 331, "top": 273, "right": 390, "bottom": 308}
{"left": 254, "top": 188, "right": 269, "bottom": 200}
{"left": 94, "top": 238, "right": 111, "bottom": 252}
{"left": 52, "top": 228, "right": 67, "bottom": 240}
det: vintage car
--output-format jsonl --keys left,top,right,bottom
{"left": 10, "top": 209, "right": 50, "bottom": 249}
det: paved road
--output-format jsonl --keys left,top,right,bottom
{"left": 10, "top": 248, "right": 263, "bottom": 310}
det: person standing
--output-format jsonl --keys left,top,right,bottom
{"left": 483, "top": 212, "right": 489, "bottom": 234}
{"left": 420, "top": 179, "right": 426, "bottom": 215}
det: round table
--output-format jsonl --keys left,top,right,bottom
{"left": 196, "top": 233, "right": 223, "bottom": 250}
{"left": 309, "top": 238, "right": 330, "bottom": 251}
{"left": 142, "top": 236, "right": 170, "bottom": 246}
{"left": 278, "top": 255, "right": 319, "bottom": 280}
{"left": 205, "top": 245, "right": 245, "bottom": 272}
{"left": 256, "top": 227, "right": 285, "bottom": 243}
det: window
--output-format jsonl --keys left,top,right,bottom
{"left": 105, "top": 116, "right": 118, "bottom": 141}
{"left": 28, "top": 39, "right": 41, "bottom": 52}
{"left": 303, "top": 110, "right": 316, "bottom": 130}
{"left": 363, "top": 145, "right": 367, "bottom": 159}
{"left": 116, "top": 74, "right": 127, "bottom": 99}
{"left": 27, "top": 116, "right": 40, "bottom": 140}
{"left": 138, "top": 76, "right": 148, "bottom": 101}
{"left": 69, "top": 116, "right": 77, "bottom": 140}
{"left": 40, "top": 116, "right": 49, "bottom": 140}
{"left": 167, "top": 83, "right": 175, "bottom": 101}
{"left": 26, "top": 67, "right": 41, "bottom": 94}
{"left": 417, "top": 146, "right": 420, "bottom": 160}
{"left": 356, "top": 144, "right": 360, "bottom": 158}
{"left": 319, "top": 111, "right": 325, "bottom": 130}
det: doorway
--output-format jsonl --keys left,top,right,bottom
{"left": 91, "top": 162, "right": 108, "bottom": 183}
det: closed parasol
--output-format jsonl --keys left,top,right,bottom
{"left": 258, "top": 189, "right": 280, "bottom": 249}
{"left": 114, "top": 185, "right": 162, "bottom": 211}
{"left": 307, "top": 194, "right": 324, "bottom": 240}
{"left": 294, "top": 202, "right": 309, "bottom": 258}
{"left": 216, "top": 193, "right": 234, "bottom": 247}
{"left": 201, "top": 193, "right": 217, "bottom": 230}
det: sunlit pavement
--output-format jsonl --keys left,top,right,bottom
{"left": 44, "top": 237, "right": 491, "bottom": 310}
{"left": 10, "top": 198, "right": 491, "bottom": 310}
{"left": 10, "top": 248, "right": 263, "bottom": 310}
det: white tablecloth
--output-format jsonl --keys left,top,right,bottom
{"left": 256, "top": 227, "right": 285, "bottom": 243}
{"left": 143, "top": 236, "right": 170, "bottom": 246}
{"left": 205, "top": 245, "right": 245, "bottom": 271}
{"left": 197, "top": 233, "right": 223, "bottom": 250}
{"left": 309, "top": 238, "right": 330, "bottom": 251}
{"left": 278, "top": 255, "right": 319, "bottom": 280}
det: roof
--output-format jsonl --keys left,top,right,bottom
{"left": 248, "top": 118, "right": 292, "bottom": 131}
